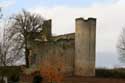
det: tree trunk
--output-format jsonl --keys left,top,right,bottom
{"left": 25, "top": 48, "right": 29, "bottom": 68}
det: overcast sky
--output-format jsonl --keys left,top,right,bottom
{"left": 0, "top": 0, "right": 125, "bottom": 68}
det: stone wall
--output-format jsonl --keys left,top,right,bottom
{"left": 29, "top": 34, "right": 75, "bottom": 75}
{"left": 26, "top": 17, "right": 96, "bottom": 77}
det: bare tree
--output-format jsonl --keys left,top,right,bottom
{"left": 0, "top": 8, "right": 3, "bottom": 19}
{"left": 0, "top": 18, "right": 15, "bottom": 83}
{"left": 9, "top": 10, "right": 45, "bottom": 67}
{"left": 0, "top": 8, "right": 23, "bottom": 83}
{"left": 117, "top": 28, "right": 125, "bottom": 63}
{"left": 0, "top": 19, "right": 23, "bottom": 66}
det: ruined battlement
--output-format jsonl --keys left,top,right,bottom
{"left": 27, "top": 17, "right": 96, "bottom": 77}
{"left": 76, "top": 17, "right": 96, "bottom": 21}
{"left": 52, "top": 33, "right": 75, "bottom": 41}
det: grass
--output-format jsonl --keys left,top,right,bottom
{"left": 96, "top": 68, "right": 125, "bottom": 78}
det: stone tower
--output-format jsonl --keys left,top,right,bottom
{"left": 75, "top": 18, "right": 96, "bottom": 76}
{"left": 42, "top": 19, "right": 52, "bottom": 41}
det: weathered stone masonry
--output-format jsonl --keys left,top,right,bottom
{"left": 27, "top": 17, "right": 96, "bottom": 77}
{"left": 75, "top": 18, "right": 96, "bottom": 76}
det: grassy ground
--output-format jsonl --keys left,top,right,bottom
{"left": 96, "top": 68, "right": 125, "bottom": 78}
{"left": 63, "top": 68, "right": 125, "bottom": 83}
{"left": 42, "top": 68, "right": 125, "bottom": 83}
{"left": 62, "top": 76, "right": 125, "bottom": 83}
{"left": 20, "top": 68, "right": 125, "bottom": 83}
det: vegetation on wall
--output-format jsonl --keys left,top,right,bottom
{"left": 40, "top": 60, "right": 64, "bottom": 83}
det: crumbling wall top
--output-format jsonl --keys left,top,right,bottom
{"left": 52, "top": 33, "right": 75, "bottom": 41}
{"left": 76, "top": 17, "right": 96, "bottom": 22}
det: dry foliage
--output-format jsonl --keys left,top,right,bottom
{"left": 40, "top": 60, "right": 64, "bottom": 83}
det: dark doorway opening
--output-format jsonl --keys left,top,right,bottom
{"left": 33, "top": 75, "right": 42, "bottom": 83}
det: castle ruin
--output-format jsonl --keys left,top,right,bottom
{"left": 27, "top": 17, "right": 96, "bottom": 77}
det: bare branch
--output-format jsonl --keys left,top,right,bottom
{"left": 117, "top": 28, "right": 125, "bottom": 63}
